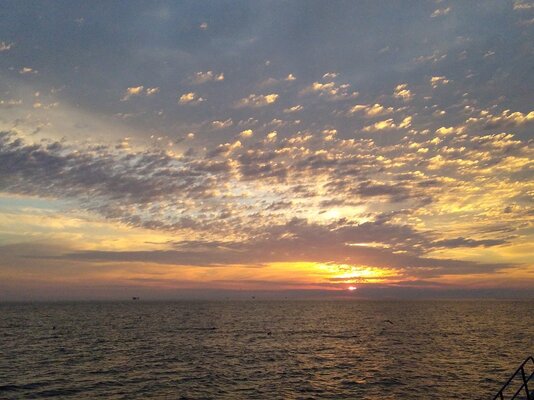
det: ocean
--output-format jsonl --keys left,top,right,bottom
{"left": 0, "top": 300, "right": 532, "bottom": 399}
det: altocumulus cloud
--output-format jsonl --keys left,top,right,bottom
{"left": 0, "top": 124, "right": 530, "bottom": 281}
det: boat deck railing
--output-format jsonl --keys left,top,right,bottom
{"left": 494, "top": 356, "right": 534, "bottom": 400}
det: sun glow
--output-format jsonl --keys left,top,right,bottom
{"left": 217, "top": 262, "right": 402, "bottom": 291}
{"left": 321, "top": 263, "right": 400, "bottom": 284}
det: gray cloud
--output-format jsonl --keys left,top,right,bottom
{"left": 49, "top": 218, "right": 516, "bottom": 279}
{"left": 432, "top": 237, "right": 509, "bottom": 248}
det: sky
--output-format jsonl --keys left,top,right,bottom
{"left": 0, "top": 0, "right": 533, "bottom": 300}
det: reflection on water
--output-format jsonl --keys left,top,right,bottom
{"left": 0, "top": 300, "right": 532, "bottom": 399}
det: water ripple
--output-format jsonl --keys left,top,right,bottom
{"left": 0, "top": 300, "right": 532, "bottom": 399}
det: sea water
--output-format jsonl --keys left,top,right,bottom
{"left": 0, "top": 300, "right": 532, "bottom": 399}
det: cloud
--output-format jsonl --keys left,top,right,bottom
{"left": 514, "top": 1, "right": 534, "bottom": 10}
{"left": 121, "top": 86, "right": 160, "bottom": 100}
{"left": 1, "top": 118, "right": 530, "bottom": 285}
{"left": 466, "top": 109, "right": 534, "bottom": 129}
{"left": 469, "top": 133, "right": 523, "bottom": 150}
{"left": 121, "top": 86, "right": 144, "bottom": 100}
{"left": 413, "top": 51, "right": 447, "bottom": 65}
{"left": 55, "top": 218, "right": 515, "bottom": 279}
{"left": 393, "top": 84, "right": 413, "bottom": 101}
{"left": 362, "top": 116, "right": 412, "bottom": 131}
{"left": 301, "top": 80, "right": 358, "bottom": 101}
{"left": 348, "top": 103, "right": 394, "bottom": 117}
{"left": 258, "top": 77, "right": 279, "bottom": 87}
{"left": 207, "top": 140, "right": 242, "bottom": 158}
{"left": 179, "top": 92, "right": 205, "bottom": 105}
{"left": 235, "top": 93, "right": 279, "bottom": 108}
{"left": 322, "top": 129, "right": 337, "bottom": 141}
{"left": 239, "top": 129, "right": 253, "bottom": 138}
{"left": 518, "top": 17, "right": 534, "bottom": 25}
{"left": 431, "top": 7, "right": 451, "bottom": 18}
{"left": 0, "top": 41, "right": 14, "bottom": 52}
{"left": 435, "top": 126, "right": 464, "bottom": 136}
{"left": 0, "top": 99, "right": 23, "bottom": 108}
{"left": 146, "top": 87, "right": 160, "bottom": 96}
{"left": 266, "top": 131, "right": 277, "bottom": 141}
{"left": 432, "top": 237, "right": 508, "bottom": 248}
{"left": 211, "top": 118, "right": 233, "bottom": 129}
{"left": 354, "top": 180, "right": 412, "bottom": 202}
{"left": 19, "top": 67, "right": 38, "bottom": 75}
{"left": 189, "top": 71, "right": 224, "bottom": 84}
{"left": 259, "top": 74, "right": 297, "bottom": 87}
{"left": 0, "top": 130, "right": 230, "bottom": 228}
{"left": 283, "top": 105, "right": 303, "bottom": 113}
{"left": 430, "top": 76, "right": 450, "bottom": 88}
{"left": 322, "top": 72, "right": 338, "bottom": 79}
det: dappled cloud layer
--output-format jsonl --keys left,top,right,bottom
{"left": 0, "top": 1, "right": 533, "bottom": 298}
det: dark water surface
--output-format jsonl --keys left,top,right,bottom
{"left": 0, "top": 300, "right": 532, "bottom": 399}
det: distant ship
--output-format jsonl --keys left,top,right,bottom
{"left": 132, "top": 296, "right": 140, "bottom": 300}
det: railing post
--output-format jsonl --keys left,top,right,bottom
{"left": 494, "top": 357, "right": 534, "bottom": 400}
{"left": 521, "top": 366, "right": 530, "bottom": 400}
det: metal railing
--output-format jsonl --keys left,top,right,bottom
{"left": 494, "top": 356, "right": 534, "bottom": 400}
